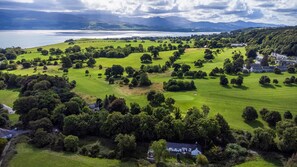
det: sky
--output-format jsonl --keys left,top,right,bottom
{"left": 0, "top": 0, "right": 296, "bottom": 25}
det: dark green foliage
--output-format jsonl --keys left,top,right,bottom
{"left": 64, "top": 135, "right": 79, "bottom": 152}
{"left": 242, "top": 106, "right": 258, "bottom": 122}
{"left": 204, "top": 49, "right": 215, "bottom": 60}
{"left": 29, "top": 117, "right": 53, "bottom": 132}
{"left": 130, "top": 103, "right": 141, "bottom": 115}
{"left": 284, "top": 111, "right": 293, "bottom": 119}
{"left": 31, "top": 128, "right": 51, "bottom": 148}
{"left": 225, "top": 143, "right": 247, "bottom": 160}
{"left": 87, "top": 57, "right": 96, "bottom": 67}
{"left": 259, "top": 75, "right": 271, "bottom": 85}
{"left": 263, "top": 111, "right": 282, "bottom": 127}
{"left": 114, "top": 133, "right": 136, "bottom": 158}
{"left": 163, "top": 79, "right": 196, "bottom": 91}
{"left": 220, "top": 75, "right": 229, "bottom": 86}
{"left": 138, "top": 72, "right": 152, "bottom": 86}
{"left": 147, "top": 91, "right": 165, "bottom": 106}
{"left": 251, "top": 128, "right": 276, "bottom": 151}
{"left": 61, "top": 56, "right": 72, "bottom": 68}
{"left": 246, "top": 48, "right": 257, "bottom": 59}
{"left": 140, "top": 54, "right": 152, "bottom": 63}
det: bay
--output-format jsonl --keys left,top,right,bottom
{"left": 0, "top": 30, "right": 218, "bottom": 48}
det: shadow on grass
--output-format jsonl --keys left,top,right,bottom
{"left": 261, "top": 84, "right": 276, "bottom": 89}
{"left": 245, "top": 120, "right": 264, "bottom": 128}
{"left": 284, "top": 84, "right": 297, "bottom": 87}
{"left": 275, "top": 84, "right": 282, "bottom": 88}
{"left": 221, "top": 85, "right": 232, "bottom": 89}
{"left": 233, "top": 85, "right": 249, "bottom": 90}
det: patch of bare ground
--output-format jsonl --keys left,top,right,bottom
{"left": 74, "top": 91, "right": 97, "bottom": 104}
{"left": 117, "top": 83, "right": 164, "bottom": 96}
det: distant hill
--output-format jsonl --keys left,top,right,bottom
{"left": 0, "top": 9, "right": 281, "bottom": 32}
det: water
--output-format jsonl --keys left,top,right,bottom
{"left": 0, "top": 30, "right": 218, "bottom": 48}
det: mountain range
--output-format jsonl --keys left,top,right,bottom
{"left": 0, "top": 9, "right": 281, "bottom": 32}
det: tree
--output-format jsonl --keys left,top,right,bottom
{"left": 64, "top": 135, "right": 79, "bottom": 152}
{"left": 165, "top": 98, "right": 175, "bottom": 107}
{"left": 181, "top": 64, "right": 191, "bottom": 73}
{"left": 246, "top": 48, "right": 257, "bottom": 59}
{"left": 278, "top": 126, "right": 297, "bottom": 153}
{"left": 87, "top": 57, "right": 96, "bottom": 67}
{"left": 251, "top": 128, "right": 276, "bottom": 151}
{"left": 114, "top": 134, "right": 136, "bottom": 157}
{"left": 196, "top": 154, "right": 209, "bottom": 166}
{"left": 274, "top": 68, "right": 282, "bottom": 74}
{"left": 41, "top": 50, "right": 49, "bottom": 56}
{"left": 150, "top": 139, "right": 168, "bottom": 163}
{"left": 236, "top": 76, "right": 244, "bottom": 86}
{"left": 225, "top": 143, "right": 247, "bottom": 159}
{"left": 151, "top": 48, "right": 159, "bottom": 59}
{"left": 125, "top": 66, "right": 135, "bottom": 77}
{"left": 130, "top": 103, "right": 141, "bottom": 115}
{"left": 29, "top": 117, "right": 53, "bottom": 132}
{"left": 288, "top": 67, "right": 296, "bottom": 74}
{"left": 85, "top": 70, "right": 89, "bottom": 76}
{"left": 242, "top": 106, "right": 258, "bottom": 122}
{"left": 231, "top": 78, "right": 236, "bottom": 85}
{"left": 264, "top": 111, "right": 282, "bottom": 127}
{"left": 273, "top": 79, "right": 279, "bottom": 85}
{"left": 220, "top": 75, "right": 229, "bottom": 86}
{"left": 284, "top": 111, "right": 293, "bottom": 119}
{"left": 259, "top": 76, "right": 271, "bottom": 85}
{"left": 111, "top": 65, "right": 124, "bottom": 77}
{"left": 32, "top": 128, "right": 51, "bottom": 148}
{"left": 140, "top": 54, "right": 152, "bottom": 63}
{"left": 61, "top": 57, "right": 72, "bottom": 68}
{"left": 138, "top": 72, "right": 151, "bottom": 86}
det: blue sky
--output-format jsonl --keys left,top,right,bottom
{"left": 0, "top": 0, "right": 296, "bottom": 25}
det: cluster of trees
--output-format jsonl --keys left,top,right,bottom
{"left": 283, "top": 76, "right": 297, "bottom": 85}
{"left": 230, "top": 76, "right": 244, "bottom": 86}
{"left": 163, "top": 79, "right": 196, "bottom": 91}
{"left": 204, "top": 49, "right": 215, "bottom": 60}
{"left": 241, "top": 106, "right": 297, "bottom": 154}
{"left": 140, "top": 65, "right": 167, "bottom": 73}
{"left": 209, "top": 67, "right": 224, "bottom": 77}
{"left": 259, "top": 75, "right": 297, "bottom": 86}
{"left": 223, "top": 52, "right": 244, "bottom": 74}
{"left": 0, "top": 47, "right": 25, "bottom": 60}
{"left": 92, "top": 44, "right": 145, "bottom": 58}
{"left": 194, "top": 59, "right": 205, "bottom": 68}
{"left": 240, "top": 27, "right": 297, "bottom": 56}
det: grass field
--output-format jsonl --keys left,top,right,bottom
{"left": 235, "top": 156, "right": 283, "bottom": 167}
{"left": 1, "top": 40, "right": 297, "bottom": 131}
{"left": 9, "top": 143, "right": 137, "bottom": 167}
{"left": 0, "top": 89, "right": 19, "bottom": 107}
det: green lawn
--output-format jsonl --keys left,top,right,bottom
{"left": 1, "top": 41, "right": 297, "bottom": 131}
{"left": 0, "top": 89, "right": 19, "bottom": 107}
{"left": 235, "top": 156, "right": 283, "bottom": 167}
{"left": 9, "top": 143, "right": 137, "bottom": 167}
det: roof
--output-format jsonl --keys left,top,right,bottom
{"left": 166, "top": 142, "right": 202, "bottom": 156}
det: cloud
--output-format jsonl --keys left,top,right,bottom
{"left": 0, "top": 0, "right": 296, "bottom": 25}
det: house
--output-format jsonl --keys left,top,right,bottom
{"left": 147, "top": 142, "right": 202, "bottom": 162}
{"left": 262, "top": 66, "right": 275, "bottom": 72}
{"left": 231, "top": 43, "right": 247, "bottom": 47}
{"left": 250, "top": 64, "right": 263, "bottom": 73}
{"left": 88, "top": 98, "right": 102, "bottom": 111}
{"left": 279, "top": 60, "right": 296, "bottom": 67}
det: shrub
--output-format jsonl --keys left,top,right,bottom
{"left": 242, "top": 106, "right": 258, "bottom": 122}
{"left": 64, "top": 135, "right": 79, "bottom": 152}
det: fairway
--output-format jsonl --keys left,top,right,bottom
{"left": 0, "top": 89, "right": 19, "bottom": 107}
{"left": 1, "top": 41, "right": 297, "bottom": 131}
{"left": 9, "top": 143, "right": 137, "bottom": 167}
